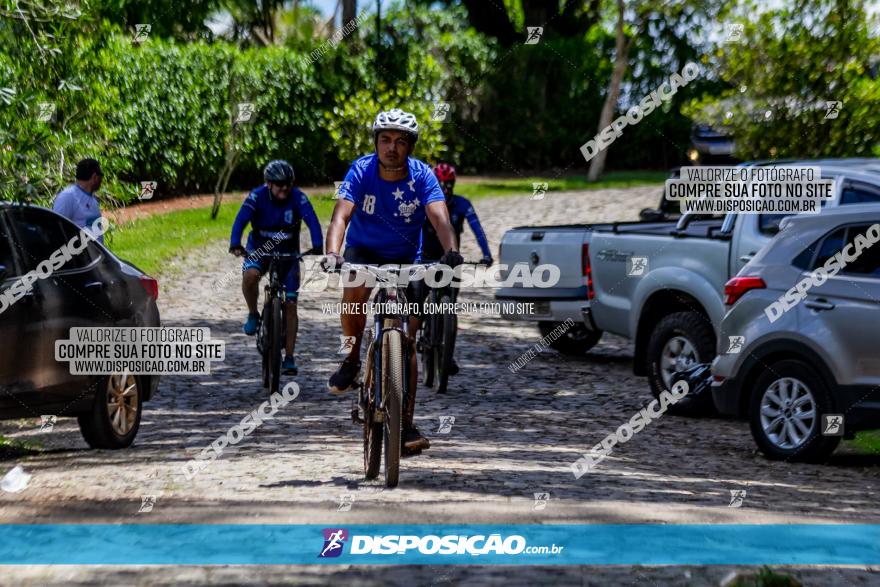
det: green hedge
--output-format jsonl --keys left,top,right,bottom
{"left": 0, "top": 4, "right": 696, "bottom": 206}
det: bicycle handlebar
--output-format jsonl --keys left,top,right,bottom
{"left": 325, "top": 260, "right": 486, "bottom": 272}
{"left": 261, "top": 252, "right": 305, "bottom": 260}
{"left": 327, "top": 263, "right": 434, "bottom": 284}
{"left": 231, "top": 248, "right": 308, "bottom": 261}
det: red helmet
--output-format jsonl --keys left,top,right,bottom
{"left": 433, "top": 163, "right": 456, "bottom": 182}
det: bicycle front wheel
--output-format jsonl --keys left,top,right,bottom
{"left": 268, "top": 296, "right": 282, "bottom": 395}
{"left": 382, "top": 330, "right": 404, "bottom": 488}
{"left": 364, "top": 343, "right": 382, "bottom": 480}
{"left": 434, "top": 294, "right": 457, "bottom": 394}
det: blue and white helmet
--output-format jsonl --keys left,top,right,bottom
{"left": 372, "top": 108, "right": 419, "bottom": 144}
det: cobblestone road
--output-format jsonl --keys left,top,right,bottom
{"left": 2, "top": 186, "right": 879, "bottom": 585}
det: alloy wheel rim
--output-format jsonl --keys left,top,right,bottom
{"left": 660, "top": 336, "right": 698, "bottom": 388}
{"left": 107, "top": 373, "right": 138, "bottom": 436}
{"left": 760, "top": 377, "right": 816, "bottom": 450}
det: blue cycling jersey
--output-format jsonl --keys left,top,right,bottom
{"left": 417, "top": 195, "right": 491, "bottom": 261}
{"left": 230, "top": 185, "right": 323, "bottom": 254}
{"left": 339, "top": 154, "right": 445, "bottom": 260}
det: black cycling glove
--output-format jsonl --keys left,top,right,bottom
{"left": 441, "top": 249, "right": 464, "bottom": 269}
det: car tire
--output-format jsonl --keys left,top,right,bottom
{"left": 538, "top": 322, "right": 602, "bottom": 356}
{"left": 749, "top": 359, "right": 840, "bottom": 462}
{"left": 77, "top": 373, "right": 143, "bottom": 449}
{"left": 646, "top": 311, "right": 716, "bottom": 415}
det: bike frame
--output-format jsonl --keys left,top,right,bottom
{"left": 418, "top": 261, "right": 483, "bottom": 374}
{"left": 255, "top": 252, "right": 302, "bottom": 358}
{"left": 341, "top": 263, "right": 431, "bottom": 420}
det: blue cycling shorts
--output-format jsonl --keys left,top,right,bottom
{"left": 242, "top": 255, "right": 300, "bottom": 301}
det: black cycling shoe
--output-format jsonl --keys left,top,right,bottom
{"left": 328, "top": 356, "right": 361, "bottom": 394}
{"left": 282, "top": 355, "right": 298, "bottom": 376}
{"left": 403, "top": 426, "right": 430, "bottom": 451}
{"left": 448, "top": 358, "right": 460, "bottom": 376}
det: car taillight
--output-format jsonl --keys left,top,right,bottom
{"left": 582, "top": 243, "right": 594, "bottom": 300}
{"left": 140, "top": 275, "right": 159, "bottom": 300}
{"left": 724, "top": 276, "right": 765, "bottom": 305}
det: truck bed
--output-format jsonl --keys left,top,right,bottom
{"left": 509, "top": 218, "right": 726, "bottom": 239}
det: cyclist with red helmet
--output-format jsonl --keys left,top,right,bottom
{"left": 411, "top": 162, "right": 492, "bottom": 375}
{"left": 419, "top": 163, "right": 492, "bottom": 266}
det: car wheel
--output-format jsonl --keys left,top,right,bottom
{"left": 646, "top": 311, "right": 716, "bottom": 415}
{"left": 538, "top": 321, "right": 602, "bottom": 356}
{"left": 749, "top": 359, "right": 839, "bottom": 462}
{"left": 77, "top": 373, "right": 143, "bottom": 449}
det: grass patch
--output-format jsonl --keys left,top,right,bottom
{"left": 105, "top": 172, "right": 665, "bottom": 276}
{"left": 846, "top": 429, "right": 880, "bottom": 454}
{"left": 106, "top": 204, "right": 238, "bottom": 276}
{"left": 725, "top": 566, "right": 802, "bottom": 586}
{"left": 304, "top": 171, "right": 667, "bottom": 201}
{"left": 0, "top": 434, "right": 42, "bottom": 460}
{"left": 454, "top": 170, "right": 667, "bottom": 200}
{"left": 105, "top": 198, "right": 337, "bottom": 277}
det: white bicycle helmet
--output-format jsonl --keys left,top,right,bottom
{"left": 372, "top": 108, "right": 419, "bottom": 143}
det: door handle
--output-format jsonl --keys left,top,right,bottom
{"left": 739, "top": 252, "right": 756, "bottom": 263}
{"left": 804, "top": 299, "right": 835, "bottom": 311}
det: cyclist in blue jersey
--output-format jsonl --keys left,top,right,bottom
{"left": 412, "top": 162, "right": 493, "bottom": 375}
{"left": 320, "top": 108, "right": 461, "bottom": 453}
{"left": 418, "top": 163, "right": 492, "bottom": 264}
{"left": 230, "top": 160, "right": 323, "bottom": 375}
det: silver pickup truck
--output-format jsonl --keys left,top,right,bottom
{"left": 496, "top": 159, "right": 880, "bottom": 411}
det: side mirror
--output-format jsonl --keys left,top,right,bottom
{"left": 639, "top": 208, "right": 666, "bottom": 222}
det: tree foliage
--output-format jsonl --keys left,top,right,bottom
{"left": 0, "top": 0, "right": 123, "bottom": 204}
{"left": 686, "top": 0, "right": 880, "bottom": 160}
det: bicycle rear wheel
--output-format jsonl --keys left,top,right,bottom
{"left": 433, "top": 294, "right": 457, "bottom": 394}
{"left": 420, "top": 321, "right": 434, "bottom": 387}
{"left": 268, "top": 296, "right": 282, "bottom": 395}
{"left": 382, "top": 330, "right": 404, "bottom": 488}
{"left": 259, "top": 306, "right": 269, "bottom": 389}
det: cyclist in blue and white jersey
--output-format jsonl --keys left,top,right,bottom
{"left": 320, "top": 109, "right": 461, "bottom": 453}
{"left": 230, "top": 160, "right": 323, "bottom": 375}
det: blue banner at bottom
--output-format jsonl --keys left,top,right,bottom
{"left": 1, "top": 524, "right": 878, "bottom": 565}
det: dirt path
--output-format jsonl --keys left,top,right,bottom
{"left": 2, "top": 186, "right": 879, "bottom": 585}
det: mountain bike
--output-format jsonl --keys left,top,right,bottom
{"left": 332, "top": 263, "right": 429, "bottom": 488}
{"left": 255, "top": 252, "right": 303, "bottom": 396}
{"left": 418, "top": 260, "right": 485, "bottom": 393}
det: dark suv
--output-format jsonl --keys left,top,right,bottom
{"left": 0, "top": 202, "right": 160, "bottom": 448}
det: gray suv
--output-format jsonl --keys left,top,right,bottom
{"left": 712, "top": 204, "right": 880, "bottom": 461}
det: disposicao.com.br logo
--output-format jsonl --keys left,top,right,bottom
{"left": 318, "top": 529, "right": 563, "bottom": 558}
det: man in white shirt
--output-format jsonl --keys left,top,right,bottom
{"left": 53, "top": 158, "right": 104, "bottom": 243}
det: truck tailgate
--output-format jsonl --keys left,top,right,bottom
{"left": 498, "top": 225, "right": 597, "bottom": 293}
{"left": 494, "top": 225, "right": 609, "bottom": 321}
